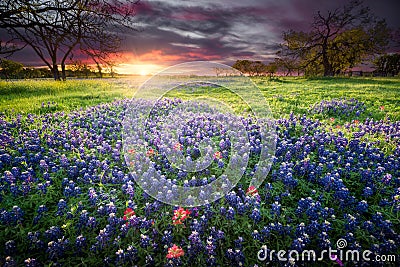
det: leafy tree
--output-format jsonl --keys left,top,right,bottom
{"left": 251, "top": 61, "right": 266, "bottom": 76}
{"left": 273, "top": 57, "right": 301, "bottom": 76}
{"left": 279, "top": 0, "right": 390, "bottom": 76}
{"left": 232, "top": 60, "right": 252, "bottom": 75}
{"left": 265, "top": 62, "right": 278, "bottom": 77}
{"left": 232, "top": 60, "right": 268, "bottom": 76}
{"left": 374, "top": 53, "right": 400, "bottom": 76}
{"left": 0, "top": 58, "right": 23, "bottom": 79}
{"left": 0, "top": 0, "right": 138, "bottom": 80}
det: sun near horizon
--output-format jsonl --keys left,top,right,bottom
{"left": 115, "top": 62, "right": 164, "bottom": 76}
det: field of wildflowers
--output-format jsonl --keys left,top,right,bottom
{"left": 0, "top": 77, "right": 399, "bottom": 266}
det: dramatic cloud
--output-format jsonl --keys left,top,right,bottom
{"left": 4, "top": 0, "right": 400, "bottom": 73}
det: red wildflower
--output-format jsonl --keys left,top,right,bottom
{"left": 213, "top": 151, "right": 222, "bottom": 159}
{"left": 128, "top": 149, "right": 135, "bottom": 154}
{"left": 146, "top": 148, "right": 155, "bottom": 157}
{"left": 123, "top": 208, "right": 135, "bottom": 221}
{"left": 166, "top": 244, "right": 184, "bottom": 259}
{"left": 353, "top": 120, "right": 359, "bottom": 124}
{"left": 246, "top": 186, "right": 259, "bottom": 196}
{"left": 172, "top": 207, "right": 191, "bottom": 225}
{"left": 380, "top": 106, "right": 385, "bottom": 111}
{"left": 330, "top": 117, "right": 335, "bottom": 123}
{"left": 174, "top": 143, "right": 183, "bottom": 151}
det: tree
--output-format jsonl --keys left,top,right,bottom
{"left": 1, "top": 0, "right": 80, "bottom": 79}
{"left": 61, "top": 0, "right": 137, "bottom": 80}
{"left": 232, "top": 60, "right": 252, "bottom": 75}
{"left": 0, "top": 58, "right": 23, "bottom": 79}
{"left": 70, "top": 59, "right": 94, "bottom": 78}
{"left": 273, "top": 57, "right": 301, "bottom": 76}
{"left": 214, "top": 67, "right": 224, "bottom": 76}
{"left": 0, "top": 0, "right": 55, "bottom": 56}
{"left": 374, "top": 53, "right": 400, "bottom": 76}
{"left": 265, "top": 62, "right": 278, "bottom": 78}
{"left": 250, "top": 61, "right": 266, "bottom": 76}
{"left": 279, "top": 0, "right": 390, "bottom": 76}
{"left": 232, "top": 60, "right": 268, "bottom": 76}
{"left": 0, "top": 40, "right": 26, "bottom": 56}
{"left": 0, "top": 0, "right": 138, "bottom": 80}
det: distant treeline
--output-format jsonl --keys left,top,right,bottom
{"left": 231, "top": 53, "right": 400, "bottom": 77}
{"left": 0, "top": 59, "right": 117, "bottom": 79}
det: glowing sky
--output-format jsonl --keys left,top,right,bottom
{"left": 5, "top": 0, "right": 400, "bottom": 74}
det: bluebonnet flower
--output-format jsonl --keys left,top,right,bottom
{"left": 126, "top": 245, "right": 138, "bottom": 263}
{"left": 24, "top": 258, "right": 39, "bottom": 267}
{"left": 91, "top": 228, "right": 111, "bottom": 252}
{"left": 5, "top": 240, "right": 16, "bottom": 255}
{"left": 344, "top": 214, "right": 358, "bottom": 231}
{"left": 291, "top": 237, "right": 306, "bottom": 251}
{"left": 162, "top": 230, "right": 173, "bottom": 246}
{"left": 88, "top": 188, "right": 98, "bottom": 205}
{"left": 356, "top": 200, "right": 368, "bottom": 213}
{"left": 250, "top": 208, "right": 261, "bottom": 222}
{"left": 363, "top": 187, "right": 374, "bottom": 197}
{"left": 0, "top": 97, "right": 399, "bottom": 265}
{"left": 115, "top": 248, "right": 126, "bottom": 265}
{"left": 271, "top": 201, "right": 281, "bottom": 216}
{"left": 3, "top": 256, "right": 16, "bottom": 267}
{"left": 318, "top": 232, "right": 331, "bottom": 249}
{"left": 33, "top": 205, "right": 48, "bottom": 224}
{"left": 188, "top": 230, "right": 204, "bottom": 257}
{"left": 296, "top": 223, "right": 306, "bottom": 236}
{"left": 205, "top": 235, "right": 216, "bottom": 256}
{"left": 27, "top": 231, "right": 44, "bottom": 251}
{"left": 210, "top": 227, "right": 225, "bottom": 241}
{"left": 226, "top": 207, "right": 235, "bottom": 220}
{"left": 140, "top": 234, "right": 151, "bottom": 248}
{"left": 75, "top": 235, "right": 86, "bottom": 252}
{"left": 11, "top": 206, "right": 24, "bottom": 224}
{"left": 252, "top": 230, "right": 262, "bottom": 241}
{"left": 46, "top": 238, "right": 69, "bottom": 260}
{"left": 105, "top": 202, "right": 117, "bottom": 214}
{"left": 306, "top": 220, "right": 320, "bottom": 236}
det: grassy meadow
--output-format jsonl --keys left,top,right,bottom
{"left": 1, "top": 77, "right": 399, "bottom": 122}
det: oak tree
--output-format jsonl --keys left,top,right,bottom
{"left": 279, "top": 0, "right": 390, "bottom": 76}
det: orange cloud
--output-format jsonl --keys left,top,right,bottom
{"left": 122, "top": 49, "right": 222, "bottom": 64}
{"left": 122, "top": 50, "right": 183, "bottom": 63}
{"left": 116, "top": 49, "right": 223, "bottom": 74}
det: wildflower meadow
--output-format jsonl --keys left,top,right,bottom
{"left": 0, "top": 76, "right": 399, "bottom": 266}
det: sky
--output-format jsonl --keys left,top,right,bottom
{"left": 5, "top": 0, "right": 400, "bottom": 75}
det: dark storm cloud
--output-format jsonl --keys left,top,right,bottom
{"left": 123, "top": 0, "right": 288, "bottom": 64}
{"left": 122, "top": 0, "right": 400, "bottom": 65}
{"left": 4, "top": 0, "right": 400, "bottom": 66}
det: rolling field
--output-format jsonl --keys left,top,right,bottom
{"left": 0, "top": 77, "right": 399, "bottom": 266}
{"left": 1, "top": 77, "right": 399, "bottom": 120}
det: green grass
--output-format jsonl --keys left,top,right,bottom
{"left": 165, "top": 76, "right": 400, "bottom": 123}
{"left": 1, "top": 77, "right": 399, "bottom": 123}
{"left": 0, "top": 78, "right": 140, "bottom": 114}
{"left": 255, "top": 76, "right": 400, "bottom": 122}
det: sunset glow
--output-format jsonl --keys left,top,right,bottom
{"left": 115, "top": 63, "right": 164, "bottom": 75}
{"left": 4, "top": 0, "right": 398, "bottom": 74}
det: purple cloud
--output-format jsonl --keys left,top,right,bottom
{"left": 3, "top": 0, "right": 399, "bottom": 69}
